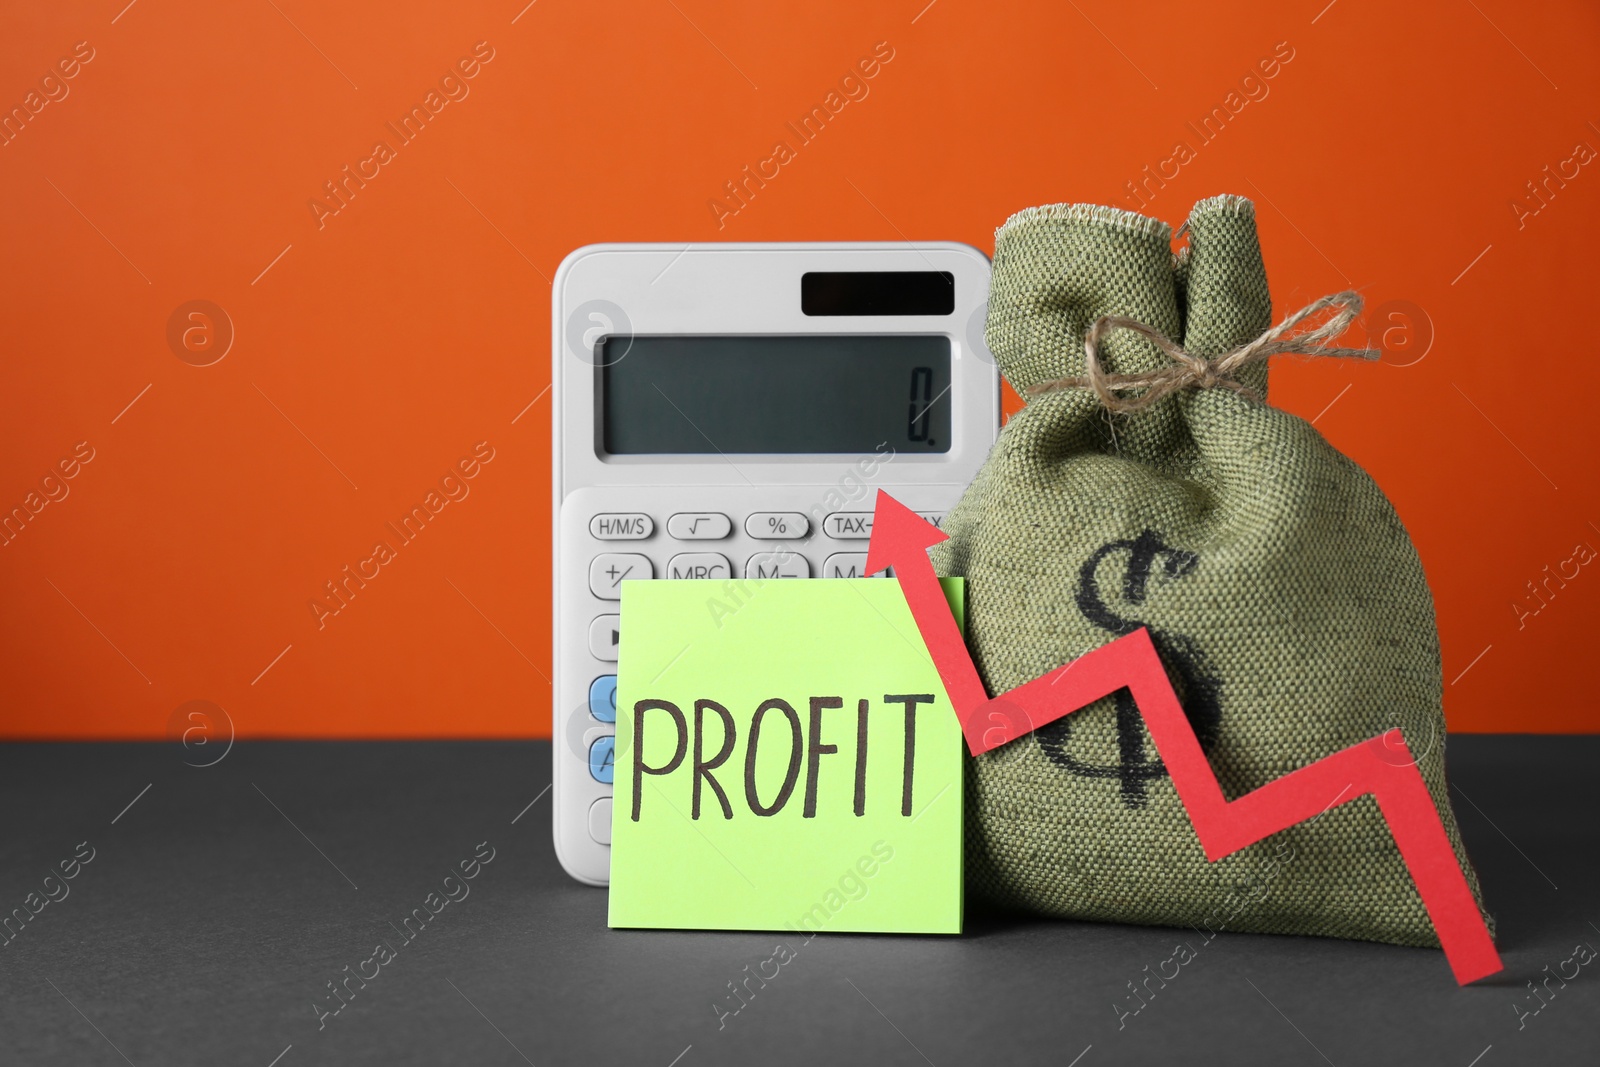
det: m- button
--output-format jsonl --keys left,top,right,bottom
{"left": 746, "top": 552, "right": 809, "bottom": 579}
{"left": 823, "top": 553, "right": 886, "bottom": 579}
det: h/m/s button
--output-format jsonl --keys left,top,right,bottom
{"left": 590, "top": 513, "right": 653, "bottom": 539}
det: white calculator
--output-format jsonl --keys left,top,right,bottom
{"left": 551, "top": 242, "right": 999, "bottom": 885}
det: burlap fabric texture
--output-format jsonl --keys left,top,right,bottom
{"left": 930, "top": 194, "right": 1490, "bottom": 947}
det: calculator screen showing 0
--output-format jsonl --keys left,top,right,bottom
{"left": 600, "top": 335, "right": 951, "bottom": 455}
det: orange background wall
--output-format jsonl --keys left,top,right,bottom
{"left": 2, "top": 0, "right": 1597, "bottom": 738}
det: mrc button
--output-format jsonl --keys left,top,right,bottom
{"left": 667, "top": 552, "right": 730, "bottom": 580}
{"left": 590, "top": 513, "right": 653, "bottom": 539}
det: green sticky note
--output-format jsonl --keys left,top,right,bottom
{"left": 609, "top": 578, "right": 964, "bottom": 935}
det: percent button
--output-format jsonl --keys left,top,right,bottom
{"left": 746, "top": 512, "right": 810, "bottom": 539}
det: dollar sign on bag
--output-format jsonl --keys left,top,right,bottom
{"left": 1036, "top": 529, "right": 1223, "bottom": 807}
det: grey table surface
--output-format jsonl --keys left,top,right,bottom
{"left": 0, "top": 737, "right": 1594, "bottom": 1066}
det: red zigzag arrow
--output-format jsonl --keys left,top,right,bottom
{"left": 865, "top": 490, "right": 1502, "bottom": 986}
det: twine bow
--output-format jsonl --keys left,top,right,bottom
{"left": 1026, "top": 291, "right": 1379, "bottom": 413}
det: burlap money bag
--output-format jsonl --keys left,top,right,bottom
{"left": 931, "top": 194, "right": 1490, "bottom": 947}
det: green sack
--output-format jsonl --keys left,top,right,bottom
{"left": 931, "top": 194, "right": 1490, "bottom": 947}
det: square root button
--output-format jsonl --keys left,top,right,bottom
{"left": 667, "top": 513, "right": 731, "bottom": 539}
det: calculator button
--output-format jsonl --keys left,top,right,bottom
{"left": 822, "top": 511, "right": 942, "bottom": 538}
{"left": 823, "top": 552, "right": 884, "bottom": 578}
{"left": 667, "top": 552, "right": 731, "bottom": 580}
{"left": 823, "top": 512, "right": 874, "bottom": 538}
{"left": 588, "top": 736, "right": 616, "bottom": 784}
{"left": 590, "top": 513, "right": 653, "bottom": 540}
{"left": 667, "top": 512, "right": 732, "bottom": 539}
{"left": 589, "top": 553, "right": 652, "bottom": 599}
{"left": 588, "top": 615, "right": 621, "bottom": 660}
{"left": 588, "top": 675, "right": 618, "bottom": 722}
{"left": 588, "top": 797, "right": 613, "bottom": 845}
{"left": 746, "top": 512, "right": 810, "bottom": 539}
{"left": 746, "top": 552, "right": 809, "bottom": 579}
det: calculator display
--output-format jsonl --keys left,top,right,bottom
{"left": 600, "top": 335, "right": 951, "bottom": 455}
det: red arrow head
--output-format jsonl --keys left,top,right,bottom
{"left": 865, "top": 489, "right": 948, "bottom": 575}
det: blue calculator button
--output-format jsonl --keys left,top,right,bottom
{"left": 588, "top": 736, "right": 615, "bottom": 784}
{"left": 589, "top": 675, "right": 618, "bottom": 723}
